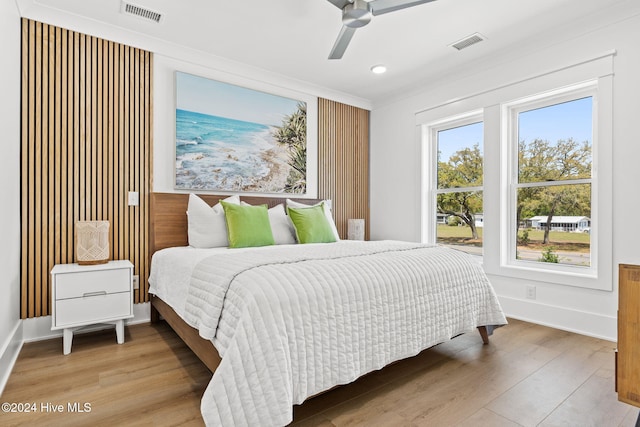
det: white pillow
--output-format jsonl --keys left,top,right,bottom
{"left": 187, "top": 194, "right": 240, "bottom": 248}
{"left": 268, "top": 204, "right": 297, "bottom": 245}
{"left": 286, "top": 199, "right": 340, "bottom": 241}
{"left": 240, "top": 202, "right": 296, "bottom": 245}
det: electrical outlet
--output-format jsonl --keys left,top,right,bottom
{"left": 526, "top": 285, "right": 536, "bottom": 300}
{"left": 133, "top": 275, "right": 139, "bottom": 290}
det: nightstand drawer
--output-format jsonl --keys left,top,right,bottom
{"left": 55, "top": 292, "right": 132, "bottom": 327}
{"left": 55, "top": 268, "right": 130, "bottom": 300}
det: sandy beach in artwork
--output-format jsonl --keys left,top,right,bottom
{"left": 243, "top": 138, "right": 290, "bottom": 192}
{"left": 175, "top": 109, "right": 296, "bottom": 193}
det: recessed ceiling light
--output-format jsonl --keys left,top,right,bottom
{"left": 370, "top": 64, "right": 387, "bottom": 74}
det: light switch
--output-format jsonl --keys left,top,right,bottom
{"left": 128, "top": 191, "right": 139, "bottom": 206}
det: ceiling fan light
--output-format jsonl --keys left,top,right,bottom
{"left": 371, "top": 64, "right": 387, "bottom": 74}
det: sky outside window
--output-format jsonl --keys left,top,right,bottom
{"left": 518, "top": 97, "right": 592, "bottom": 146}
{"left": 437, "top": 121, "right": 483, "bottom": 163}
{"left": 437, "top": 97, "right": 591, "bottom": 161}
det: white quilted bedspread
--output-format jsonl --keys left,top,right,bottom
{"left": 183, "top": 240, "right": 507, "bottom": 426}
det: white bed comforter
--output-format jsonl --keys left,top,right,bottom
{"left": 182, "top": 240, "right": 507, "bottom": 426}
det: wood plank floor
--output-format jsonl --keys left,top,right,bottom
{"left": 1, "top": 319, "right": 637, "bottom": 426}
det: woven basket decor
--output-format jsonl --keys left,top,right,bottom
{"left": 75, "top": 221, "right": 110, "bottom": 265}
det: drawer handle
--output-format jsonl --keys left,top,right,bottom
{"left": 82, "top": 291, "right": 107, "bottom": 298}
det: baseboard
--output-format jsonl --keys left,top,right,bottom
{"left": 0, "top": 320, "right": 23, "bottom": 397}
{"left": 22, "top": 302, "right": 151, "bottom": 343}
{"left": 498, "top": 296, "right": 617, "bottom": 342}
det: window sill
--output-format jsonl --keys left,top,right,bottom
{"left": 484, "top": 259, "right": 611, "bottom": 291}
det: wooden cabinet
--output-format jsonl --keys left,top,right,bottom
{"left": 51, "top": 260, "right": 134, "bottom": 355}
{"left": 617, "top": 264, "right": 640, "bottom": 407}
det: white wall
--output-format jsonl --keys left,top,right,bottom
{"left": 370, "top": 8, "right": 640, "bottom": 341}
{"left": 8, "top": 1, "right": 371, "bottom": 345}
{"left": 0, "top": 0, "right": 24, "bottom": 395}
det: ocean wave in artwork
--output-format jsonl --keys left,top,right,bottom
{"left": 175, "top": 109, "right": 291, "bottom": 192}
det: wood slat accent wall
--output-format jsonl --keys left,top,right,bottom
{"left": 318, "top": 99, "right": 370, "bottom": 240}
{"left": 20, "top": 19, "right": 153, "bottom": 318}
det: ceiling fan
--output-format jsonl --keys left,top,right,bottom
{"left": 326, "top": 0, "right": 437, "bottom": 59}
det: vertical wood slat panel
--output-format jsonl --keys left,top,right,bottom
{"left": 318, "top": 98, "right": 370, "bottom": 240}
{"left": 145, "top": 51, "right": 153, "bottom": 299}
{"left": 20, "top": 19, "right": 153, "bottom": 318}
{"left": 54, "top": 26, "right": 62, "bottom": 266}
{"left": 92, "top": 36, "right": 98, "bottom": 222}
{"left": 20, "top": 21, "right": 30, "bottom": 318}
{"left": 46, "top": 24, "right": 55, "bottom": 312}
{"left": 64, "top": 29, "right": 72, "bottom": 266}
{"left": 113, "top": 43, "right": 120, "bottom": 265}
{"left": 34, "top": 21, "right": 43, "bottom": 317}
{"left": 134, "top": 49, "right": 141, "bottom": 302}
{"left": 117, "top": 44, "right": 124, "bottom": 262}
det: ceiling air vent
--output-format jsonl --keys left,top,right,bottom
{"left": 450, "top": 33, "right": 485, "bottom": 51}
{"left": 120, "top": 2, "right": 163, "bottom": 23}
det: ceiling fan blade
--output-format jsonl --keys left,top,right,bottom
{"left": 326, "top": 0, "right": 351, "bottom": 10}
{"left": 370, "top": 0, "right": 437, "bottom": 16}
{"left": 328, "top": 26, "right": 357, "bottom": 59}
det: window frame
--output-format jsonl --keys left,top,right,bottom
{"left": 421, "top": 110, "right": 484, "bottom": 255}
{"left": 497, "top": 79, "right": 612, "bottom": 290}
{"left": 418, "top": 54, "right": 613, "bottom": 291}
{"left": 505, "top": 84, "right": 596, "bottom": 274}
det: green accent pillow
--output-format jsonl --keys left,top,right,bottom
{"left": 221, "top": 201, "right": 275, "bottom": 248}
{"left": 287, "top": 203, "right": 337, "bottom": 244}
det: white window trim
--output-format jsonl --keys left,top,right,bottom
{"left": 496, "top": 77, "right": 612, "bottom": 290}
{"left": 503, "top": 83, "right": 597, "bottom": 275}
{"left": 421, "top": 110, "right": 483, "bottom": 248}
{"left": 418, "top": 53, "right": 614, "bottom": 291}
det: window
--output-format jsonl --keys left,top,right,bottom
{"left": 424, "top": 113, "right": 483, "bottom": 256}
{"left": 506, "top": 84, "right": 596, "bottom": 274}
{"left": 420, "top": 73, "right": 612, "bottom": 290}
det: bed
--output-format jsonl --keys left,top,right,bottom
{"left": 148, "top": 192, "right": 507, "bottom": 426}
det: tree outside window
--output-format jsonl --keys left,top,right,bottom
{"left": 513, "top": 96, "right": 593, "bottom": 266}
{"left": 430, "top": 96, "right": 593, "bottom": 266}
{"left": 435, "top": 121, "right": 483, "bottom": 255}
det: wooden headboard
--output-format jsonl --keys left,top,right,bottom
{"left": 150, "top": 192, "right": 323, "bottom": 254}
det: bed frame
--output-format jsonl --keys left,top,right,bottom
{"left": 148, "top": 192, "right": 490, "bottom": 373}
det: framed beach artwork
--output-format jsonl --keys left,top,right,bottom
{"left": 175, "top": 71, "right": 314, "bottom": 195}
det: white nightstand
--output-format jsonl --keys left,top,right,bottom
{"left": 51, "top": 260, "right": 134, "bottom": 355}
